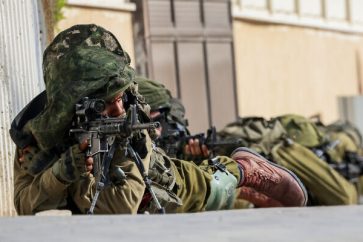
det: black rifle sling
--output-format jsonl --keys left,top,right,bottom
{"left": 127, "top": 143, "right": 166, "bottom": 214}
{"left": 88, "top": 141, "right": 116, "bottom": 214}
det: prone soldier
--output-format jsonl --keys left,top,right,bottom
{"left": 11, "top": 24, "right": 307, "bottom": 215}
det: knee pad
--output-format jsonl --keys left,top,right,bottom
{"left": 205, "top": 170, "right": 237, "bottom": 211}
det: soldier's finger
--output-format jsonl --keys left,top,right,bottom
{"left": 201, "top": 144, "right": 209, "bottom": 157}
{"left": 184, "top": 144, "right": 191, "bottom": 155}
{"left": 189, "top": 139, "right": 198, "bottom": 155}
{"left": 193, "top": 139, "right": 202, "bottom": 155}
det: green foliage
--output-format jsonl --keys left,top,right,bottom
{"left": 54, "top": 0, "right": 67, "bottom": 24}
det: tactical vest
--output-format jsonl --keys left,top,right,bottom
{"left": 139, "top": 146, "right": 182, "bottom": 213}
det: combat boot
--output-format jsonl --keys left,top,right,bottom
{"left": 238, "top": 187, "right": 283, "bottom": 207}
{"left": 231, "top": 147, "right": 307, "bottom": 207}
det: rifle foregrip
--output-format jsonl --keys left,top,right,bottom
{"left": 132, "top": 122, "right": 160, "bottom": 130}
{"left": 206, "top": 140, "right": 243, "bottom": 147}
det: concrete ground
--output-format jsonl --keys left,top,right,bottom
{"left": 0, "top": 205, "right": 362, "bottom": 242}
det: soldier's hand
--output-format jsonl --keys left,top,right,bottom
{"left": 18, "top": 146, "right": 38, "bottom": 164}
{"left": 184, "top": 138, "right": 209, "bottom": 159}
{"left": 79, "top": 140, "right": 93, "bottom": 173}
{"left": 17, "top": 145, "right": 53, "bottom": 175}
{"left": 52, "top": 141, "right": 93, "bottom": 184}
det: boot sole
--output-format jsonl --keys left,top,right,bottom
{"left": 231, "top": 147, "right": 308, "bottom": 206}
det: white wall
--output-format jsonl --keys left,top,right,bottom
{"left": 232, "top": 0, "right": 363, "bottom": 123}
{"left": 0, "top": 0, "right": 45, "bottom": 216}
{"left": 57, "top": 0, "right": 136, "bottom": 66}
{"left": 233, "top": 0, "right": 363, "bottom": 33}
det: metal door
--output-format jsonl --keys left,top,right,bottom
{"left": 133, "top": 0, "right": 238, "bottom": 133}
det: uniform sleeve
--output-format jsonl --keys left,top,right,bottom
{"left": 13, "top": 149, "right": 69, "bottom": 215}
{"left": 70, "top": 132, "right": 152, "bottom": 214}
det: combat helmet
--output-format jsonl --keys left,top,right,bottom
{"left": 136, "top": 77, "right": 188, "bottom": 126}
{"left": 136, "top": 76, "right": 172, "bottom": 112}
{"left": 24, "top": 24, "right": 137, "bottom": 150}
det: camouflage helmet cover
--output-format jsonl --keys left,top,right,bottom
{"left": 169, "top": 98, "right": 188, "bottom": 127}
{"left": 136, "top": 77, "right": 189, "bottom": 126}
{"left": 25, "top": 24, "right": 135, "bottom": 150}
{"left": 136, "top": 76, "right": 172, "bottom": 111}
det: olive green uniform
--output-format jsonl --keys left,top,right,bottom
{"left": 14, "top": 135, "right": 152, "bottom": 214}
{"left": 271, "top": 142, "right": 357, "bottom": 205}
{"left": 12, "top": 24, "right": 243, "bottom": 215}
{"left": 136, "top": 77, "right": 251, "bottom": 208}
{"left": 172, "top": 156, "right": 240, "bottom": 212}
{"left": 12, "top": 24, "right": 245, "bottom": 216}
{"left": 14, "top": 134, "right": 241, "bottom": 214}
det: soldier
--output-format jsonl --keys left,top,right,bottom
{"left": 314, "top": 119, "right": 363, "bottom": 198}
{"left": 11, "top": 24, "right": 307, "bottom": 215}
{"left": 136, "top": 77, "right": 307, "bottom": 208}
{"left": 220, "top": 114, "right": 359, "bottom": 205}
{"left": 141, "top": 79, "right": 358, "bottom": 206}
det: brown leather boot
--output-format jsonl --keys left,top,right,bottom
{"left": 238, "top": 187, "right": 283, "bottom": 208}
{"left": 231, "top": 147, "right": 307, "bottom": 207}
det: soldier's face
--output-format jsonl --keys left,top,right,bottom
{"left": 104, "top": 92, "right": 126, "bottom": 117}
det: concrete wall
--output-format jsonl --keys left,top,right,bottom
{"left": 56, "top": 1, "right": 136, "bottom": 66}
{"left": 0, "top": 0, "right": 45, "bottom": 216}
{"left": 232, "top": 0, "right": 363, "bottom": 123}
{"left": 233, "top": 20, "right": 363, "bottom": 123}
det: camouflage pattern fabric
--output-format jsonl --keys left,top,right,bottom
{"left": 135, "top": 76, "right": 172, "bottom": 111}
{"left": 136, "top": 77, "right": 189, "bottom": 138}
{"left": 14, "top": 24, "right": 243, "bottom": 215}
{"left": 169, "top": 98, "right": 189, "bottom": 127}
{"left": 24, "top": 24, "right": 136, "bottom": 151}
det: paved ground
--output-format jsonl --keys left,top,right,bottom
{"left": 0, "top": 205, "right": 362, "bottom": 242}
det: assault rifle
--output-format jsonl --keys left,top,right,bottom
{"left": 70, "top": 97, "right": 164, "bottom": 214}
{"left": 157, "top": 125, "right": 243, "bottom": 162}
